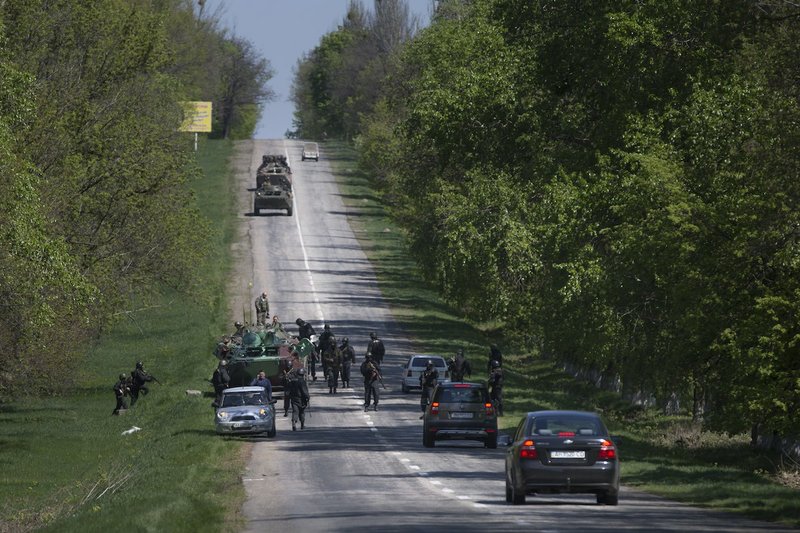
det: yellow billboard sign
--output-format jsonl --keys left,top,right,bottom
{"left": 179, "top": 101, "right": 212, "bottom": 132}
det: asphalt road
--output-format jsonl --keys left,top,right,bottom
{"left": 226, "top": 139, "right": 793, "bottom": 533}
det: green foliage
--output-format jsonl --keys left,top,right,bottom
{"left": 0, "top": 0, "right": 273, "bottom": 395}
{"left": 345, "top": 0, "right": 800, "bottom": 435}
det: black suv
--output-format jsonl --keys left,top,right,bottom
{"left": 422, "top": 382, "right": 498, "bottom": 448}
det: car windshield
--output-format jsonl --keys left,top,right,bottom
{"left": 411, "top": 357, "right": 445, "bottom": 368}
{"left": 221, "top": 392, "right": 266, "bottom": 408}
{"left": 527, "top": 415, "right": 605, "bottom": 437}
{"left": 435, "top": 387, "right": 487, "bottom": 403}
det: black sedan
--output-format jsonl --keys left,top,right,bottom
{"left": 505, "top": 410, "right": 620, "bottom": 505}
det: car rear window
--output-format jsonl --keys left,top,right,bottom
{"left": 527, "top": 415, "right": 604, "bottom": 436}
{"left": 434, "top": 387, "right": 488, "bottom": 403}
{"left": 411, "top": 357, "right": 445, "bottom": 368}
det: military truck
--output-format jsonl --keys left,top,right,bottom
{"left": 215, "top": 321, "right": 313, "bottom": 398}
{"left": 256, "top": 154, "right": 291, "bottom": 189}
{"left": 254, "top": 173, "right": 293, "bottom": 216}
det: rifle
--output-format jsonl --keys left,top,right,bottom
{"left": 150, "top": 374, "right": 162, "bottom": 385}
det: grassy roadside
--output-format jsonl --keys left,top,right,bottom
{"left": 0, "top": 138, "right": 245, "bottom": 532}
{"left": 325, "top": 140, "right": 800, "bottom": 528}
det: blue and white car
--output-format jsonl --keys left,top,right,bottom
{"left": 215, "top": 386, "right": 276, "bottom": 437}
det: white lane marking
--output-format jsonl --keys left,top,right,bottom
{"left": 409, "top": 465, "right": 420, "bottom": 470}
{"left": 242, "top": 478, "right": 266, "bottom": 482}
{"left": 390, "top": 451, "right": 402, "bottom": 456}
{"left": 417, "top": 472, "right": 429, "bottom": 477}
{"left": 366, "top": 421, "right": 374, "bottom": 426}
{"left": 370, "top": 427, "right": 378, "bottom": 432}
{"left": 457, "top": 496, "right": 470, "bottom": 500}
{"left": 472, "top": 503, "right": 486, "bottom": 509}
{"left": 430, "top": 480, "right": 442, "bottom": 485}
{"left": 284, "top": 140, "right": 324, "bottom": 323}
{"left": 441, "top": 488, "right": 454, "bottom": 494}
{"left": 399, "top": 458, "right": 410, "bottom": 463}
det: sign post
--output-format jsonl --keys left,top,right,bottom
{"left": 179, "top": 101, "right": 212, "bottom": 151}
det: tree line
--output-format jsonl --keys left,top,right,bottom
{"left": 292, "top": 0, "right": 800, "bottom": 436}
{"left": 0, "top": 0, "right": 273, "bottom": 396}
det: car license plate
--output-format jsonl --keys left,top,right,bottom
{"left": 233, "top": 422, "right": 249, "bottom": 428}
{"left": 450, "top": 412, "right": 474, "bottom": 419}
{"left": 551, "top": 450, "right": 585, "bottom": 459}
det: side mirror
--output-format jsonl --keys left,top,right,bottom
{"left": 498, "top": 434, "right": 513, "bottom": 447}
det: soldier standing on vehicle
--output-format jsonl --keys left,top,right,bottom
{"left": 361, "top": 355, "right": 381, "bottom": 411}
{"left": 212, "top": 359, "right": 230, "bottom": 406}
{"left": 130, "top": 361, "right": 157, "bottom": 406}
{"left": 419, "top": 360, "right": 439, "bottom": 415}
{"left": 488, "top": 360, "right": 504, "bottom": 416}
{"left": 254, "top": 291, "right": 270, "bottom": 325}
{"left": 287, "top": 368, "right": 310, "bottom": 431}
{"left": 232, "top": 321, "right": 246, "bottom": 342}
{"left": 366, "top": 332, "right": 385, "bottom": 366}
{"left": 448, "top": 349, "right": 471, "bottom": 382}
{"left": 250, "top": 370, "right": 273, "bottom": 402}
{"left": 340, "top": 337, "right": 355, "bottom": 388}
{"left": 487, "top": 344, "right": 503, "bottom": 373}
{"left": 112, "top": 373, "right": 129, "bottom": 415}
{"left": 323, "top": 338, "right": 342, "bottom": 394}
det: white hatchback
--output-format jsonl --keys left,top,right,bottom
{"left": 401, "top": 355, "right": 449, "bottom": 393}
{"left": 301, "top": 142, "right": 319, "bottom": 161}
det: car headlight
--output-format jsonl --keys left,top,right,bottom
{"left": 217, "top": 411, "right": 229, "bottom": 420}
{"left": 259, "top": 408, "right": 267, "bottom": 417}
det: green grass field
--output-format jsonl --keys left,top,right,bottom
{"left": 325, "top": 140, "right": 800, "bottom": 528}
{"left": 0, "top": 139, "right": 246, "bottom": 532}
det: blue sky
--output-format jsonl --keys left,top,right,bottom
{"left": 203, "top": 0, "right": 434, "bottom": 139}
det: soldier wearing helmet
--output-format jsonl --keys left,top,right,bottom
{"left": 232, "top": 321, "right": 246, "bottom": 342}
{"left": 254, "top": 291, "right": 270, "bottom": 325}
{"left": 366, "top": 332, "right": 385, "bottom": 366}
{"left": 487, "top": 344, "right": 503, "bottom": 373}
{"left": 129, "top": 361, "right": 156, "bottom": 406}
{"left": 339, "top": 337, "right": 355, "bottom": 388}
{"left": 286, "top": 367, "right": 310, "bottom": 430}
{"left": 419, "top": 359, "right": 439, "bottom": 415}
{"left": 112, "top": 373, "right": 130, "bottom": 415}
{"left": 211, "top": 359, "right": 230, "bottom": 407}
{"left": 488, "top": 359, "right": 504, "bottom": 416}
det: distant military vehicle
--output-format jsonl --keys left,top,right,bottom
{"left": 254, "top": 173, "right": 293, "bottom": 216}
{"left": 256, "top": 154, "right": 291, "bottom": 189}
{"left": 215, "top": 322, "right": 313, "bottom": 398}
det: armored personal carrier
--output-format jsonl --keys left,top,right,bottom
{"left": 215, "top": 321, "right": 314, "bottom": 397}
{"left": 256, "top": 154, "right": 291, "bottom": 189}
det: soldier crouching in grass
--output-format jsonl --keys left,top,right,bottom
{"left": 113, "top": 373, "right": 130, "bottom": 415}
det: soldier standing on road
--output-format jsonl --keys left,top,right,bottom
{"left": 295, "top": 318, "right": 318, "bottom": 381}
{"left": 487, "top": 344, "right": 503, "bottom": 373}
{"left": 448, "top": 349, "right": 472, "bottom": 382}
{"left": 130, "top": 361, "right": 157, "bottom": 406}
{"left": 287, "top": 368, "right": 310, "bottom": 431}
{"left": 279, "top": 361, "right": 292, "bottom": 417}
{"left": 212, "top": 359, "right": 230, "bottom": 406}
{"left": 323, "top": 338, "right": 342, "bottom": 394}
{"left": 112, "top": 373, "right": 129, "bottom": 415}
{"left": 254, "top": 291, "right": 270, "bottom": 325}
{"left": 319, "top": 325, "right": 335, "bottom": 381}
{"left": 419, "top": 360, "right": 439, "bottom": 415}
{"left": 488, "top": 360, "right": 504, "bottom": 416}
{"left": 366, "top": 332, "right": 385, "bottom": 366}
{"left": 361, "top": 355, "right": 381, "bottom": 412}
{"left": 340, "top": 337, "right": 355, "bottom": 388}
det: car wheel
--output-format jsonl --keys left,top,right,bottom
{"left": 287, "top": 207, "right": 293, "bottom": 216}
{"left": 505, "top": 478, "right": 512, "bottom": 503}
{"left": 267, "top": 421, "right": 276, "bottom": 438}
{"left": 254, "top": 204, "right": 260, "bottom": 215}
{"left": 485, "top": 433, "right": 498, "bottom": 449}
{"left": 422, "top": 429, "right": 434, "bottom": 448}
{"left": 511, "top": 474, "right": 525, "bottom": 505}
{"left": 401, "top": 383, "right": 409, "bottom": 393}
{"left": 598, "top": 491, "right": 618, "bottom": 505}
